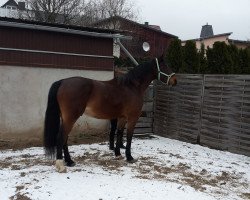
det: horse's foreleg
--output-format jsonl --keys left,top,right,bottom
{"left": 119, "top": 129, "right": 126, "bottom": 149}
{"left": 114, "top": 118, "right": 126, "bottom": 157}
{"left": 126, "top": 134, "right": 133, "bottom": 161}
{"left": 115, "top": 129, "right": 124, "bottom": 157}
{"left": 110, "top": 119, "right": 126, "bottom": 150}
{"left": 126, "top": 119, "right": 138, "bottom": 162}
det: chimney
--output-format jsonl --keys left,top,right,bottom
{"left": 18, "top": 2, "right": 25, "bottom": 10}
{"left": 200, "top": 23, "right": 214, "bottom": 38}
{"left": 144, "top": 22, "right": 149, "bottom": 26}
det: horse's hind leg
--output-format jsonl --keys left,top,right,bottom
{"left": 56, "top": 117, "right": 78, "bottom": 172}
{"left": 61, "top": 119, "right": 77, "bottom": 166}
{"left": 109, "top": 119, "right": 117, "bottom": 150}
{"left": 55, "top": 124, "right": 67, "bottom": 173}
{"left": 63, "top": 136, "right": 75, "bottom": 167}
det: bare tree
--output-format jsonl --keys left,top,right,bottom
{"left": 101, "top": 0, "right": 137, "bottom": 20}
{"left": 24, "top": 0, "right": 82, "bottom": 24}
{"left": 21, "top": 0, "right": 139, "bottom": 27}
{"left": 75, "top": 0, "right": 99, "bottom": 26}
{"left": 78, "top": 0, "right": 139, "bottom": 28}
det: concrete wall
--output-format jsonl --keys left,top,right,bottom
{"left": 0, "top": 65, "right": 113, "bottom": 137}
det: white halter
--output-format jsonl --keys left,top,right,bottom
{"left": 155, "top": 58, "right": 175, "bottom": 85}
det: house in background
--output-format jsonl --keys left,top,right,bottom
{"left": 182, "top": 24, "right": 250, "bottom": 50}
{"left": 228, "top": 39, "right": 250, "bottom": 49}
{"left": 0, "top": 0, "right": 26, "bottom": 18}
{"left": 1, "top": 0, "right": 25, "bottom": 10}
{"left": 93, "top": 16, "right": 177, "bottom": 59}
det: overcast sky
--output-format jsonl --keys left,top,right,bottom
{"left": 136, "top": 0, "right": 250, "bottom": 40}
{"left": 0, "top": 0, "right": 249, "bottom": 40}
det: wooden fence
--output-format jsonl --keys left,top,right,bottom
{"left": 133, "top": 85, "right": 154, "bottom": 134}
{"left": 154, "top": 74, "right": 250, "bottom": 157}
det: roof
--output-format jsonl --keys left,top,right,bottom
{"left": 0, "top": 17, "right": 130, "bottom": 40}
{"left": 93, "top": 16, "right": 178, "bottom": 38}
{"left": 200, "top": 24, "right": 214, "bottom": 38}
{"left": 149, "top": 25, "right": 161, "bottom": 31}
{"left": 228, "top": 39, "right": 250, "bottom": 45}
{"left": 182, "top": 32, "right": 232, "bottom": 42}
{"left": 1, "top": 0, "right": 18, "bottom": 8}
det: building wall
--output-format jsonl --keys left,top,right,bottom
{"left": 197, "top": 35, "right": 229, "bottom": 49}
{"left": 0, "top": 19, "right": 116, "bottom": 143}
{"left": 95, "top": 18, "right": 175, "bottom": 59}
{"left": 0, "top": 7, "right": 18, "bottom": 18}
{"left": 120, "top": 21, "right": 174, "bottom": 58}
{"left": 182, "top": 35, "right": 230, "bottom": 50}
{"left": 0, "top": 26, "right": 114, "bottom": 70}
{"left": 0, "top": 65, "right": 114, "bottom": 137}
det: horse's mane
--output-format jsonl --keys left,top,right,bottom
{"left": 117, "top": 60, "right": 154, "bottom": 86}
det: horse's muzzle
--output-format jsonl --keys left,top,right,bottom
{"left": 169, "top": 76, "right": 177, "bottom": 86}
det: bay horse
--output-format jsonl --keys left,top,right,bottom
{"left": 44, "top": 55, "right": 177, "bottom": 172}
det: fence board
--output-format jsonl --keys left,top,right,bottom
{"left": 154, "top": 74, "right": 250, "bottom": 157}
{"left": 128, "top": 85, "right": 154, "bottom": 135}
{"left": 154, "top": 74, "right": 203, "bottom": 144}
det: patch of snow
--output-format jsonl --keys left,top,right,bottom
{"left": 0, "top": 136, "right": 249, "bottom": 200}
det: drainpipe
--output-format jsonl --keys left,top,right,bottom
{"left": 115, "top": 38, "right": 139, "bottom": 66}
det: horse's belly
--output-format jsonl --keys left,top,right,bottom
{"left": 84, "top": 106, "right": 117, "bottom": 119}
{"left": 84, "top": 106, "right": 99, "bottom": 118}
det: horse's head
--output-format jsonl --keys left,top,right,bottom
{"left": 153, "top": 55, "right": 177, "bottom": 86}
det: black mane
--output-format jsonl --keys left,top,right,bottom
{"left": 117, "top": 60, "right": 154, "bottom": 86}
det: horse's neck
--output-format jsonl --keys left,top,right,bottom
{"left": 135, "top": 73, "right": 154, "bottom": 94}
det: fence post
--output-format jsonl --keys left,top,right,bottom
{"left": 197, "top": 74, "right": 205, "bottom": 144}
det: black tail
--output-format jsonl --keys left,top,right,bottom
{"left": 44, "top": 80, "right": 62, "bottom": 158}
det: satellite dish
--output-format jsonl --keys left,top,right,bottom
{"left": 142, "top": 42, "right": 150, "bottom": 52}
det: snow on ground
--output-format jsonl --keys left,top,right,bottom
{"left": 0, "top": 136, "right": 249, "bottom": 200}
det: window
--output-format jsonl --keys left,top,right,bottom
{"left": 6, "top": 5, "right": 17, "bottom": 10}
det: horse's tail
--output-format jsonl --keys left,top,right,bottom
{"left": 44, "top": 80, "right": 62, "bottom": 158}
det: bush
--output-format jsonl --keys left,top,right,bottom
{"left": 165, "top": 40, "right": 250, "bottom": 74}
{"left": 165, "top": 38, "right": 183, "bottom": 73}
{"left": 181, "top": 40, "right": 199, "bottom": 73}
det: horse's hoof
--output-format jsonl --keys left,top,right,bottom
{"left": 127, "top": 157, "right": 137, "bottom": 163}
{"left": 114, "top": 155, "right": 123, "bottom": 160}
{"left": 114, "top": 148, "right": 121, "bottom": 157}
{"left": 55, "top": 159, "right": 67, "bottom": 173}
{"left": 127, "top": 159, "right": 137, "bottom": 163}
{"left": 66, "top": 161, "right": 76, "bottom": 167}
{"left": 109, "top": 146, "right": 115, "bottom": 150}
